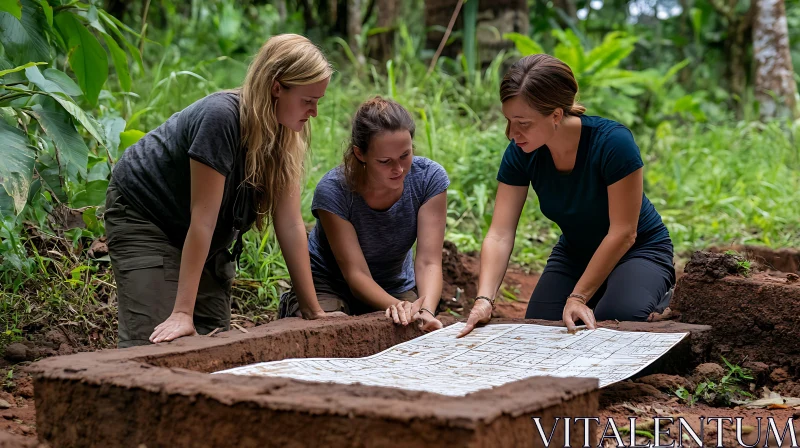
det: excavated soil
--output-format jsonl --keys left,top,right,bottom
{"left": 709, "top": 244, "right": 800, "bottom": 274}
{"left": 6, "top": 244, "right": 800, "bottom": 446}
{"left": 30, "top": 314, "right": 600, "bottom": 448}
{"left": 440, "top": 241, "right": 540, "bottom": 318}
{"left": 673, "top": 250, "right": 800, "bottom": 377}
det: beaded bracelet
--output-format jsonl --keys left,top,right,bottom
{"left": 567, "top": 293, "right": 588, "bottom": 304}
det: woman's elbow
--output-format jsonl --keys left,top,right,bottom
{"left": 619, "top": 229, "right": 637, "bottom": 248}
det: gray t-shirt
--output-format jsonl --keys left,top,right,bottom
{"left": 308, "top": 156, "right": 450, "bottom": 295}
{"left": 112, "top": 92, "right": 255, "bottom": 254}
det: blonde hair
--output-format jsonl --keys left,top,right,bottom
{"left": 239, "top": 34, "right": 333, "bottom": 230}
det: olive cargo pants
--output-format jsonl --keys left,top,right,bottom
{"left": 105, "top": 182, "right": 235, "bottom": 348}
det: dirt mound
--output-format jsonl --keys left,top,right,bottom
{"left": 674, "top": 250, "right": 800, "bottom": 378}
{"left": 709, "top": 244, "right": 800, "bottom": 273}
{"left": 683, "top": 251, "right": 751, "bottom": 279}
{"left": 439, "top": 241, "right": 479, "bottom": 315}
{"left": 635, "top": 374, "right": 693, "bottom": 392}
{"left": 439, "top": 241, "right": 540, "bottom": 318}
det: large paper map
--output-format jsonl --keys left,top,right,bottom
{"left": 215, "top": 323, "right": 687, "bottom": 396}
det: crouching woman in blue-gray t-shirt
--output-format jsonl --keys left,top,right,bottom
{"left": 459, "top": 54, "right": 676, "bottom": 337}
{"left": 279, "top": 97, "right": 450, "bottom": 332}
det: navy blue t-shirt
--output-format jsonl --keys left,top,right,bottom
{"left": 497, "top": 115, "right": 671, "bottom": 264}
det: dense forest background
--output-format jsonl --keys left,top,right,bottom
{"left": 0, "top": 0, "right": 798, "bottom": 347}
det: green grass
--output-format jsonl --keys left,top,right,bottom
{"left": 2, "top": 8, "right": 800, "bottom": 350}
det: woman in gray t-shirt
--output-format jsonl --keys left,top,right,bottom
{"left": 279, "top": 97, "right": 450, "bottom": 331}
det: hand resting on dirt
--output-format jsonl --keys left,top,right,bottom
{"left": 456, "top": 298, "right": 493, "bottom": 338}
{"left": 302, "top": 309, "right": 349, "bottom": 320}
{"left": 150, "top": 311, "right": 197, "bottom": 343}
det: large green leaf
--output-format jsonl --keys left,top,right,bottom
{"left": 119, "top": 129, "right": 144, "bottom": 154}
{"left": 503, "top": 33, "right": 544, "bottom": 57}
{"left": 101, "top": 116, "right": 125, "bottom": 160}
{"left": 98, "top": 9, "right": 143, "bottom": 73}
{"left": 0, "top": 61, "right": 45, "bottom": 78}
{"left": 0, "top": 119, "right": 35, "bottom": 215}
{"left": 0, "top": 1, "right": 50, "bottom": 65}
{"left": 35, "top": 150, "right": 66, "bottom": 202}
{"left": 102, "top": 33, "right": 130, "bottom": 91}
{"left": 0, "top": 0, "right": 21, "bottom": 19}
{"left": 54, "top": 11, "right": 108, "bottom": 106}
{"left": 25, "top": 65, "right": 82, "bottom": 96}
{"left": 30, "top": 102, "right": 89, "bottom": 182}
{"left": 43, "top": 68, "right": 82, "bottom": 96}
{"left": 584, "top": 32, "right": 637, "bottom": 76}
{"left": 34, "top": 0, "right": 51, "bottom": 27}
{"left": 48, "top": 92, "right": 107, "bottom": 148}
{"left": 71, "top": 179, "right": 107, "bottom": 208}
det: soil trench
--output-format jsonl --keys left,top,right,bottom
{"left": 4, "top": 245, "right": 800, "bottom": 446}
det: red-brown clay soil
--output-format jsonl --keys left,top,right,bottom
{"left": 6, "top": 245, "right": 800, "bottom": 446}
{"left": 440, "top": 240, "right": 540, "bottom": 318}
{"left": 673, "top": 251, "right": 800, "bottom": 376}
{"left": 709, "top": 245, "right": 800, "bottom": 274}
{"left": 598, "top": 391, "right": 798, "bottom": 447}
{"left": 0, "top": 382, "right": 36, "bottom": 441}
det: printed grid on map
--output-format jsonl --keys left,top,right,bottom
{"left": 214, "top": 323, "right": 687, "bottom": 396}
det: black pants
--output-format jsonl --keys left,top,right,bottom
{"left": 525, "top": 246, "right": 675, "bottom": 321}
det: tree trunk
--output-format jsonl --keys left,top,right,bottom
{"left": 552, "top": 0, "right": 577, "bottom": 24}
{"left": 708, "top": 0, "right": 753, "bottom": 118}
{"left": 276, "top": 0, "right": 287, "bottom": 21}
{"left": 425, "top": 0, "right": 528, "bottom": 64}
{"left": 367, "top": 0, "right": 398, "bottom": 63}
{"left": 347, "top": 0, "right": 365, "bottom": 64}
{"left": 752, "top": 0, "right": 798, "bottom": 119}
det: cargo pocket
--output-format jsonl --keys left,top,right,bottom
{"left": 212, "top": 249, "right": 237, "bottom": 293}
{"left": 114, "top": 255, "right": 176, "bottom": 346}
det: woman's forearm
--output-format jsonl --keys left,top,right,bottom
{"left": 276, "top": 222, "right": 324, "bottom": 317}
{"left": 573, "top": 231, "right": 636, "bottom": 299}
{"left": 415, "top": 260, "right": 443, "bottom": 313}
{"left": 476, "top": 229, "right": 516, "bottom": 299}
{"left": 173, "top": 224, "right": 214, "bottom": 315}
{"left": 346, "top": 271, "right": 403, "bottom": 310}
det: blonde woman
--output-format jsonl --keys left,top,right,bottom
{"left": 105, "top": 34, "right": 340, "bottom": 347}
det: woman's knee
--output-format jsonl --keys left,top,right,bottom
{"left": 593, "top": 260, "right": 672, "bottom": 322}
{"left": 593, "top": 296, "right": 653, "bottom": 322}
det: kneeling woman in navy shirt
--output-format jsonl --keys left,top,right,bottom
{"left": 459, "top": 54, "right": 675, "bottom": 337}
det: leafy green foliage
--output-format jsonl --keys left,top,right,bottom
{"left": 1, "top": 0, "right": 799, "bottom": 350}
{"left": 675, "top": 358, "right": 755, "bottom": 406}
{"left": 54, "top": 11, "right": 108, "bottom": 106}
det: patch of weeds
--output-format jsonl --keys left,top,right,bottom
{"left": 724, "top": 250, "right": 753, "bottom": 276}
{"left": 498, "top": 285, "right": 520, "bottom": 302}
{"left": 675, "top": 357, "right": 755, "bottom": 406}
{"left": 3, "top": 369, "right": 14, "bottom": 391}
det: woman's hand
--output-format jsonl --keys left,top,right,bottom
{"left": 562, "top": 297, "right": 597, "bottom": 332}
{"left": 150, "top": 312, "right": 197, "bottom": 343}
{"left": 417, "top": 311, "right": 443, "bottom": 332}
{"left": 456, "top": 298, "right": 493, "bottom": 338}
{"left": 302, "top": 309, "right": 349, "bottom": 319}
{"left": 385, "top": 299, "right": 421, "bottom": 326}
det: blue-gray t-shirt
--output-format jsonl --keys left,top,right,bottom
{"left": 497, "top": 115, "right": 671, "bottom": 263}
{"left": 308, "top": 156, "right": 450, "bottom": 295}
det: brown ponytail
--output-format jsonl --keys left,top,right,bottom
{"left": 500, "top": 54, "right": 585, "bottom": 118}
{"left": 342, "top": 97, "right": 416, "bottom": 192}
